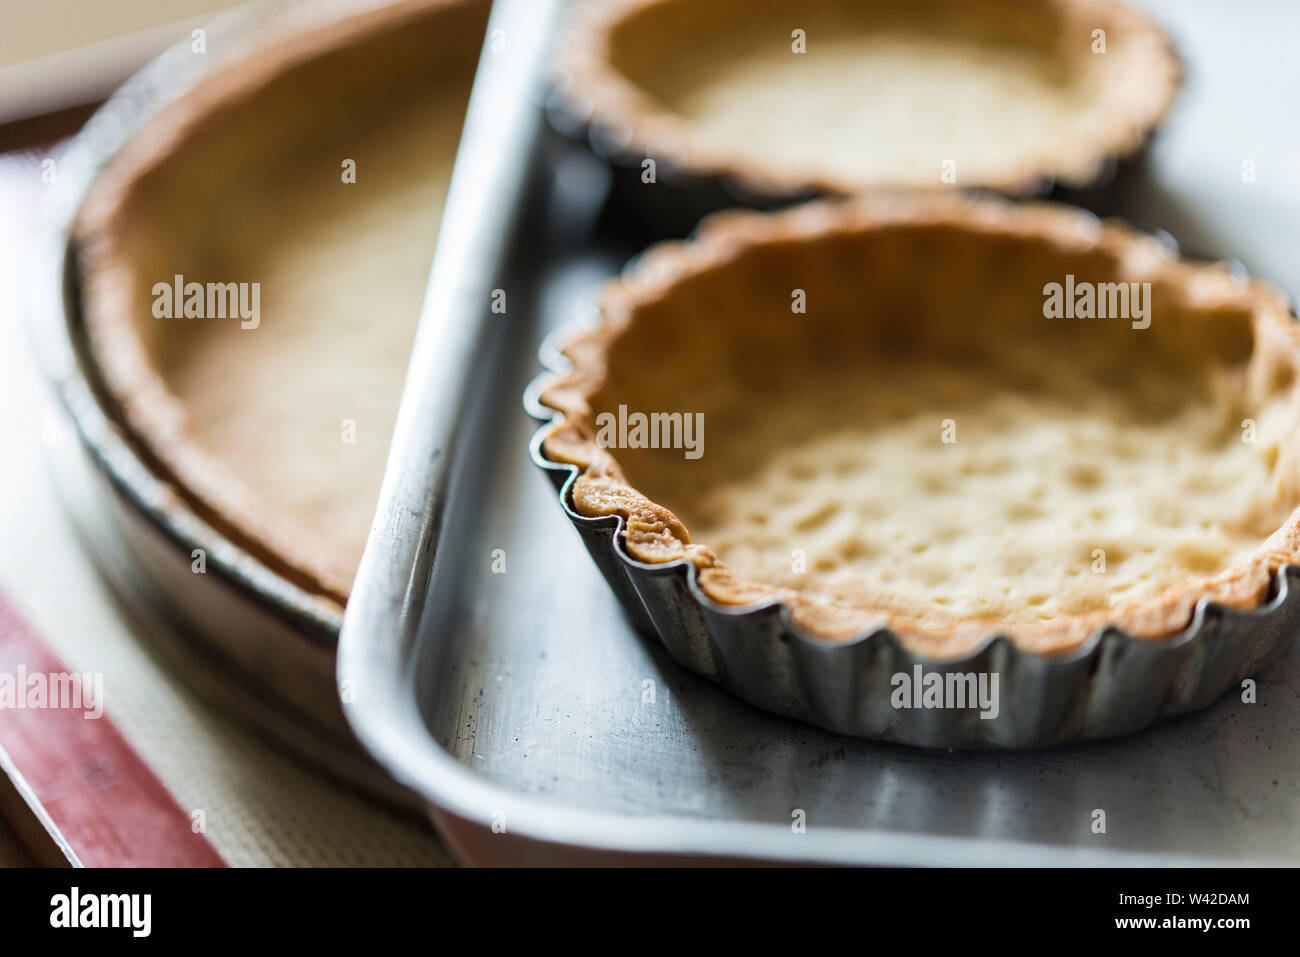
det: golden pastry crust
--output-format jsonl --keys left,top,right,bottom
{"left": 539, "top": 195, "right": 1300, "bottom": 658}
{"left": 559, "top": 0, "right": 1181, "bottom": 196}
{"left": 75, "top": 0, "right": 488, "bottom": 606}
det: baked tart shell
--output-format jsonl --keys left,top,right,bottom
{"left": 555, "top": 0, "right": 1182, "bottom": 199}
{"left": 536, "top": 196, "right": 1300, "bottom": 661}
{"left": 74, "top": 0, "right": 488, "bottom": 606}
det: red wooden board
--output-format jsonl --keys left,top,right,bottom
{"left": 0, "top": 590, "right": 225, "bottom": 867}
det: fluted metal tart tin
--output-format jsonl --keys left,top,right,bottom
{"left": 544, "top": 88, "right": 1164, "bottom": 244}
{"left": 525, "top": 318, "right": 1300, "bottom": 749}
{"left": 545, "top": 93, "right": 1144, "bottom": 241}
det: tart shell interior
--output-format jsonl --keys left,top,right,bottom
{"left": 76, "top": 0, "right": 489, "bottom": 605}
{"left": 564, "top": 0, "right": 1180, "bottom": 194}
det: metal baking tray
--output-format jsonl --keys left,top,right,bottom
{"left": 340, "top": 0, "right": 1300, "bottom": 864}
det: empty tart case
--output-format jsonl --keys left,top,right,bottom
{"left": 29, "top": 0, "right": 491, "bottom": 804}
{"left": 547, "top": 0, "right": 1182, "bottom": 238}
{"left": 525, "top": 196, "right": 1300, "bottom": 749}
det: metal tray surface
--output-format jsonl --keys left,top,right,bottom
{"left": 336, "top": 0, "right": 1300, "bottom": 865}
{"left": 341, "top": 150, "right": 1300, "bottom": 867}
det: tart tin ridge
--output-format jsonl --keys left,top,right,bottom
{"left": 525, "top": 295, "right": 1300, "bottom": 750}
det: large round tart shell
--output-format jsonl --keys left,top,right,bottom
{"left": 75, "top": 0, "right": 489, "bottom": 606}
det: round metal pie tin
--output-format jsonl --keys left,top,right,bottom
{"left": 24, "top": 0, "right": 470, "bottom": 808}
